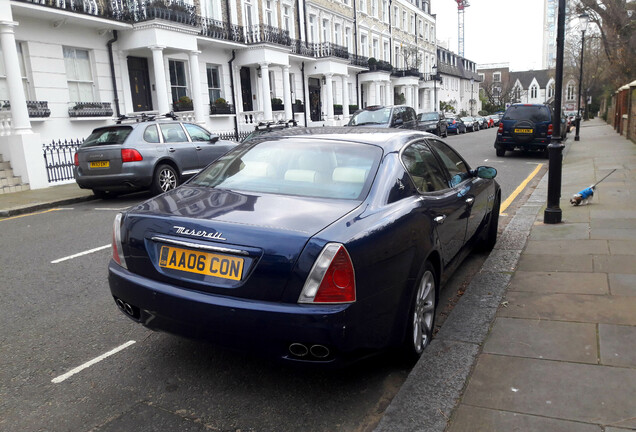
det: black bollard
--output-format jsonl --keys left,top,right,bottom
{"left": 544, "top": 142, "right": 565, "bottom": 224}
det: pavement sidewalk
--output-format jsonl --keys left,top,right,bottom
{"left": 0, "top": 182, "right": 94, "bottom": 217}
{"left": 377, "top": 118, "right": 636, "bottom": 431}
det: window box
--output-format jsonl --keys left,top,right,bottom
{"left": 68, "top": 102, "right": 113, "bottom": 117}
{"left": 1, "top": 100, "right": 51, "bottom": 118}
{"left": 210, "top": 104, "right": 236, "bottom": 115}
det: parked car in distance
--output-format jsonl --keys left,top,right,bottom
{"left": 74, "top": 113, "right": 237, "bottom": 197}
{"left": 494, "top": 103, "right": 568, "bottom": 157}
{"left": 461, "top": 116, "right": 479, "bottom": 132}
{"left": 445, "top": 115, "right": 466, "bottom": 134}
{"left": 109, "top": 127, "right": 501, "bottom": 366}
{"left": 475, "top": 116, "right": 489, "bottom": 129}
{"left": 489, "top": 115, "right": 500, "bottom": 127}
{"left": 347, "top": 105, "right": 419, "bottom": 129}
{"left": 417, "top": 112, "right": 448, "bottom": 137}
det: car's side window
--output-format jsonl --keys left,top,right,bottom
{"left": 401, "top": 142, "right": 448, "bottom": 193}
{"left": 184, "top": 123, "right": 211, "bottom": 142}
{"left": 404, "top": 108, "right": 416, "bottom": 123}
{"left": 428, "top": 139, "right": 470, "bottom": 187}
{"left": 159, "top": 123, "right": 188, "bottom": 143}
{"left": 143, "top": 125, "right": 160, "bottom": 143}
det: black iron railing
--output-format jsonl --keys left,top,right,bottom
{"left": 312, "top": 42, "right": 348, "bottom": 59}
{"left": 137, "top": 0, "right": 198, "bottom": 25}
{"left": 210, "top": 104, "right": 236, "bottom": 115}
{"left": 1, "top": 100, "right": 51, "bottom": 118}
{"left": 391, "top": 68, "right": 421, "bottom": 78}
{"left": 200, "top": 17, "right": 245, "bottom": 43}
{"left": 290, "top": 39, "right": 315, "bottom": 56}
{"left": 217, "top": 130, "right": 251, "bottom": 142}
{"left": 245, "top": 24, "right": 291, "bottom": 46}
{"left": 42, "top": 138, "right": 83, "bottom": 183}
{"left": 68, "top": 102, "right": 114, "bottom": 117}
{"left": 350, "top": 54, "right": 370, "bottom": 67}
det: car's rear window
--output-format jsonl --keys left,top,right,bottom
{"left": 82, "top": 126, "right": 133, "bottom": 147}
{"left": 348, "top": 108, "right": 392, "bottom": 126}
{"left": 503, "top": 106, "right": 551, "bottom": 122}
{"left": 191, "top": 139, "right": 382, "bottom": 200}
{"left": 419, "top": 113, "right": 439, "bottom": 121}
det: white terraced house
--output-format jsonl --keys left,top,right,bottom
{"left": 0, "top": 0, "right": 481, "bottom": 191}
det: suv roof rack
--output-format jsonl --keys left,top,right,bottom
{"left": 115, "top": 112, "right": 179, "bottom": 124}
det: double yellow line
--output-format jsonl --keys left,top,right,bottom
{"left": 0, "top": 208, "right": 61, "bottom": 222}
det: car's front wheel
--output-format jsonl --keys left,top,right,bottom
{"left": 151, "top": 164, "right": 179, "bottom": 195}
{"left": 400, "top": 262, "right": 437, "bottom": 363}
{"left": 479, "top": 194, "right": 500, "bottom": 251}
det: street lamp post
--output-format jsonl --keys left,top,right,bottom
{"left": 574, "top": 13, "right": 589, "bottom": 141}
{"left": 544, "top": 0, "right": 567, "bottom": 225}
{"left": 470, "top": 77, "right": 474, "bottom": 116}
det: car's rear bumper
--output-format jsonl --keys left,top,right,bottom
{"left": 74, "top": 170, "right": 153, "bottom": 191}
{"left": 108, "top": 261, "right": 366, "bottom": 365}
{"left": 495, "top": 136, "right": 551, "bottom": 150}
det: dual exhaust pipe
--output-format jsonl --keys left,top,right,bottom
{"left": 289, "top": 343, "right": 330, "bottom": 359}
{"left": 115, "top": 297, "right": 136, "bottom": 318}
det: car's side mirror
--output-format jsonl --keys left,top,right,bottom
{"left": 473, "top": 166, "right": 497, "bottom": 179}
{"left": 210, "top": 134, "right": 219, "bottom": 143}
{"left": 394, "top": 118, "right": 404, "bottom": 126}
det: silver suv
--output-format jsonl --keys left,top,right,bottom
{"left": 74, "top": 113, "right": 236, "bottom": 197}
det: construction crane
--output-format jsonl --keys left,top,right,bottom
{"left": 456, "top": 0, "right": 470, "bottom": 57}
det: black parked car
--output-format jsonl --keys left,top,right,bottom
{"left": 417, "top": 112, "right": 448, "bottom": 137}
{"left": 74, "top": 113, "right": 237, "bottom": 197}
{"left": 494, "top": 104, "right": 568, "bottom": 157}
{"left": 347, "top": 105, "right": 419, "bottom": 129}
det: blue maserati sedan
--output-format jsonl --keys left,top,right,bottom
{"left": 109, "top": 128, "right": 500, "bottom": 365}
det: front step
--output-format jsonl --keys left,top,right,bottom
{"left": 0, "top": 153, "right": 30, "bottom": 194}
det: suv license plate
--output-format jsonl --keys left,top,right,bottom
{"left": 159, "top": 245, "right": 244, "bottom": 281}
{"left": 514, "top": 128, "right": 533, "bottom": 134}
{"left": 89, "top": 161, "right": 109, "bottom": 168}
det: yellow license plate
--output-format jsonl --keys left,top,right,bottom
{"left": 89, "top": 161, "right": 109, "bottom": 168}
{"left": 514, "top": 128, "right": 533, "bottom": 134}
{"left": 158, "top": 245, "right": 244, "bottom": 281}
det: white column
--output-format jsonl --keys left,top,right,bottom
{"left": 342, "top": 75, "right": 350, "bottom": 119}
{"left": 150, "top": 46, "right": 170, "bottom": 113}
{"left": 374, "top": 81, "right": 381, "bottom": 106}
{"left": 282, "top": 65, "right": 292, "bottom": 120}
{"left": 325, "top": 73, "right": 334, "bottom": 122}
{"left": 414, "top": 86, "right": 420, "bottom": 113}
{"left": 405, "top": 85, "right": 413, "bottom": 108}
{"left": 0, "top": 21, "right": 30, "bottom": 134}
{"left": 385, "top": 81, "right": 392, "bottom": 106}
{"left": 118, "top": 51, "right": 133, "bottom": 114}
{"left": 260, "top": 63, "right": 272, "bottom": 121}
{"left": 188, "top": 50, "right": 206, "bottom": 124}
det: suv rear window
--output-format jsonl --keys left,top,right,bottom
{"left": 82, "top": 126, "right": 133, "bottom": 147}
{"left": 503, "top": 105, "right": 551, "bottom": 122}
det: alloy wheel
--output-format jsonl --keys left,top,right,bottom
{"left": 159, "top": 167, "right": 177, "bottom": 192}
{"left": 412, "top": 269, "right": 436, "bottom": 354}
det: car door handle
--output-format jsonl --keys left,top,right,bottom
{"left": 465, "top": 197, "right": 475, "bottom": 204}
{"left": 434, "top": 215, "right": 446, "bottom": 224}
{"left": 195, "top": 146, "right": 202, "bottom": 151}
{"left": 168, "top": 147, "right": 176, "bottom": 153}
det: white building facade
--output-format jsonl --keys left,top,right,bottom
{"left": 0, "top": 0, "right": 478, "bottom": 191}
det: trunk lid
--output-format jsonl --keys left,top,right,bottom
{"left": 122, "top": 186, "right": 361, "bottom": 302}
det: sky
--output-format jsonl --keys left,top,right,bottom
{"left": 431, "top": 0, "right": 545, "bottom": 71}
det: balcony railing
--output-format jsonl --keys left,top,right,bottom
{"left": 350, "top": 54, "right": 370, "bottom": 68}
{"left": 1, "top": 100, "right": 51, "bottom": 118}
{"left": 200, "top": 18, "right": 245, "bottom": 43}
{"left": 138, "top": 0, "right": 198, "bottom": 26}
{"left": 391, "top": 68, "right": 421, "bottom": 78}
{"left": 245, "top": 24, "right": 291, "bottom": 47}
{"left": 312, "top": 42, "right": 348, "bottom": 59}
{"left": 68, "top": 102, "right": 114, "bottom": 117}
{"left": 290, "top": 39, "right": 315, "bottom": 56}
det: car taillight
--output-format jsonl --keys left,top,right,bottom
{"left": 74, "top": 153, "right": 79, "bottom": 166}
{"left": 112, "top": 213, "right": 127, "bottom": 269}
{"left": 548, "top": 124, "right": 553, "bottom": 136}
{"left": 121, "top": 149, "right": 143, "bottom": 163}
{"left": 497, "top": 123, "right": 503, "bottom": 133}
{"left": 298, "top": 243, "right": 356, "bottom": 304}
{"left": 452, "top": 120, "right": 456, "bottom": 124}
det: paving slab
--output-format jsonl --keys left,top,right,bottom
{"left": 507, "top": 271, "right": 609, "bottom": 295}
{"left": 461, "top": 354, "right": 636, "bottom": 428}
{"left": 594, "top": 255, "right": 636, "bottom": 274}
{"left": 516, "top": 254, "right": 594, "bottom": 273}
{"left": 523, "top": 240, "right": 609, "bottom": 256}
{"left": 483, "top": 318, "right": 598, "bottom": 363}
{"left": 599, "top": 324, "right": 636, "bottom": 368}
{"left": 528, "top": 223, "right": 591, "bottom": 240}
{"left": 447, "top": 405, "right": 602, "bottom": 432}
{"left": 591, "top": 228, "right": 636, "bottom": 240}
{"left": 608, "top": 240, "right": 636, "bottom": 255}
{"left": 609, "top": 274, "right": 636, "bottom": 296}
{"left": 498, "top": 292, "right": 636, "bottom": 325}
{"left": 590, "top": 218, "right": 636, "bottom": 230}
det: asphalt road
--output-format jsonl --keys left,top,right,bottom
{"left": 0, "top": 126, "right": 550, "bottom": 432}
